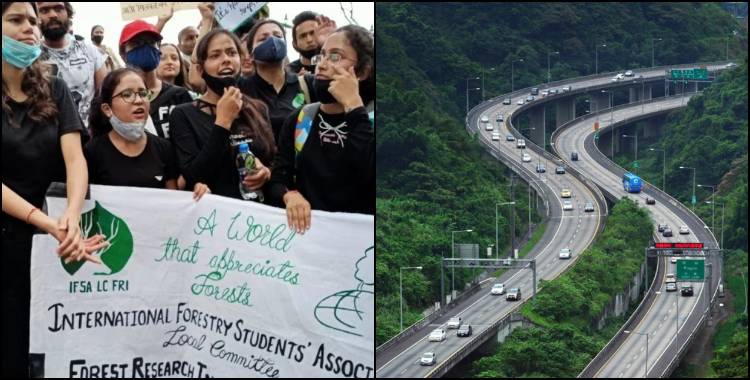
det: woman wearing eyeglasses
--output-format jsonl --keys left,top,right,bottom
{"left": 85, "top": 68, "right": 210, "bottom": 200}
{"left": 268, "top": 25, "right": 374, "bottom": 234}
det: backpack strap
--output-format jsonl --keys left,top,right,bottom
{"left": 294, "top": 102, "right": 320, "bottom": 169}
{"left": 366, "top": 100, "right": 374, "bottom": 126}
{"left": 298, "top": 75, "right": 311, "bottom": 105}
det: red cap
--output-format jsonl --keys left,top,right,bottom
{"left": 119, "top": 20, "right": 163, "bottom": 47}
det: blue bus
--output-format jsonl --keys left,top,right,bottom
{"left": 623, "top": 172, "right": 642, "bottom": 193}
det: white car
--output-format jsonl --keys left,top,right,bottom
{"left": 624, "top": 70, "right": 634, "bottom": 77}
{"left": 516, "top": 139, "right": 526, "bottom": 149}
{"left": 420, "top": 352, "right": 436, "bottom": 366}
{"left": 666, "top": 282, "right": 677, "bottom": 292}
{"left": 666, "top": 273, "right": 676, "bottom": 283}
{"left": 429, "top": 328, "right": 446, "bottom": 342}
{"left": 491, "top": 283, "right": 506, "bottom": 295}
{"left": 506, "top": 288, "right": 521, "bottom": 301}
{"left": 522, "top": 153, "right": 531, "bottom": 162}
{"left": 503, "top": 98, "right": 511, "bottom": 105}
{"left": 612, "top": 73, "right": 625, "bottom": 81}
{"left": 517, "top": 99, "right": 524, "bottom": 105}
{"left": 560, "top": 188, "right": 572, "bottom": 198}
{"left": 480, "top": 115, "right": 489, "bottom": 123}
{"left": 563, "top": 200, "right": 573, "bottom": 211}
{"left": 679, "top": 226, "right": 690, "bottom": 235}
{"left": 671, "top": 257, "right": 678, "bottom": 264}
{"left": 485, "top": 124, "right": 494, "bottom": 131}
{"left": 559, "top": 248, "right": 571, "bottom": 259}
{"left": 447, "top": 317, "right": 461, "bottom": 329}
{"left": 492, "top": 132, "right": 501, "bottom": 141}
{"left": 496, "top": 114, "right": 504, "bottom": 122}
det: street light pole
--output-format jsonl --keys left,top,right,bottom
{"left": 601, "top": 90, "right": 613, "bottom": 158}
{"left": 622, "top": 134, "right": 638, "bottom": 175}
{"left": 547, "top": 51, "right": 559, "bottom": 84}
{"left": 726, "top": 36, "right": 729, "bottom": 60}
{"left": 651, "top": 38, "right": 662, "bottom": 67}
{"left": 482, "top": 67, "right": 495, "bottom": 101}
{"left": 496, "top": 201, "right": 515, "bottom": 260}
{"left": 511, "top": 58, "right": 523, "bottom": 92}
{"left": 528, "top": 179, "right": 545, "bottom": 236}
{"left": 465, "top": 77, "right": 479, "bottom": 115}
{"left": 595, "top": 43, "right": 606, "bottom": 75}
{"left": 400, "top": 266, "right": 422, "bottom": 332}
{"left": 451, "top": 229, "right": 473, "bottom": 298}
{"left": 679, "top": 166, "right": 696, "bottom": 211}
{"left": 649, "top": 148, "right": 666, "bottom": 193}
{"left": 698, "top": 184, "right": 716, "bottom": 234}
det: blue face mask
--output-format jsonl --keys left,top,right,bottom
{"left": 126, "top": 44, "right": 160, "bottom": 72}
{"left": 253, "top": 36, "right": 287, "bottom": 63}
{"left": 2, "top": 35, "right": 42, "bottom": 69}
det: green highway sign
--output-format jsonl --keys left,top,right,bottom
{"left": 670, "top": 68, "right": 708, "bottom": 80}
{"left": 677, "top": 259, "right": 704, "bottom": 281}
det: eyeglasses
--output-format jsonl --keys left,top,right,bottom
{"left": 311, "top": 52, "right": 353, "bottom": 66}
{"left": 112, "top": 89, "right": 152, "bottom": 103}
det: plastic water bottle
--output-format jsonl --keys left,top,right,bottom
{"left": 236, "top": 143, "right": 264, "bottom": 202}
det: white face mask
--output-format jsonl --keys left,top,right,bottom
{"left": 109, "top": 114, "right": 146, "bottom": 141}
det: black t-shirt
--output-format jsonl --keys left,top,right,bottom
{"left": 239, "top": 72, "right": 315, "bottom": 142}
{"left": 84, "top": 132, "right": 178, "bottom": 189}
{"left": 149, "top": 82, "right": 193, "bottom": 139}
{"left": 169, "top": 102, "right": 274, "bottom": 200}
{"left": 2, "top": 76, "right": 83, "bottom": 213}
{"left": 287, "top": 59, "right": 315, "bottom": 75}
{"left": 268, "top": 106, "right": 374, "bottom": 214}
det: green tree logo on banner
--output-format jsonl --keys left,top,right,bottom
{"left": 62, "top": 201, "right": 134, "bottom": 276}
{"left": 314, "top": 246, "right": 374, "bottom": 336}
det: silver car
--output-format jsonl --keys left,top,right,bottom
{"left": 420, "top": 352, "right": 436, "bottom": 366}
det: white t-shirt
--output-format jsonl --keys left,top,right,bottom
{"left": 41, "top": 34, "right": 105, "bottom": 127}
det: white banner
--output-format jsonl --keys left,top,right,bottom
{"left": 29, "top": 185, "right": 374, "bottom": 378}
{"left": 120, "top": 2, "right": 198, "bottom": 21}
{"left": 214, "top": 2, "right": 267, "bottom": 32}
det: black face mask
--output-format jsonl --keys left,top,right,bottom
{"left": 358, "top": 77, "right": 374, "bottom": 105}
{"left": 201, "top": 70, "right": 239, "bottom": 96}
{"left": 297, "top": 46, "right": 320, "bottom": 60}
{"left": 313, "top": 77, "right": 374, "bottom": 106}
{"left": 312, "top": 78, "right": 337, "bottom": 104}
{"left": 92, "top": 35, "right": 103, "bottom": 45}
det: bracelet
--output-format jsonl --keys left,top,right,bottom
{"left": 26, "top": 207, "right": 39, "bottom": 224}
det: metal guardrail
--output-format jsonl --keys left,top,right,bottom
{"left": 425, "top": 311, "right": 529, "bottom": 378}
{"left": 375, "top": 281, "right": 482, "bottom": 357}
{"left": 559, "top": 94, "right": 723, "bottom": 377}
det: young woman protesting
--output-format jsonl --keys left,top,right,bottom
{"left": 86, "top": 68, "right": 210, "bottom": 199}
{"left": 170, "top": 28, "right": 275, "bottom": 201}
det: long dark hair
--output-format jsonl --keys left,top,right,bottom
{"left": 195, "top": 28, "right": 276, "bottom": 161}
{"left": 159, "top": 43, "right": 191, "bottom": 90}
{"left": 2, "top": 2, "right": 58, "bottom": 126}
{"left": 88, "top": 68, "right": 146, "bottom": 137}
